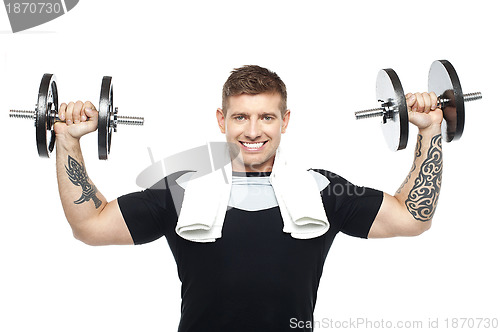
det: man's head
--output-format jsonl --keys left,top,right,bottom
{"left": 216, "top": 65, "right": 290, "bottom": 173}
{"left": 221, "top": 65, "right": 288, "bottom": 117}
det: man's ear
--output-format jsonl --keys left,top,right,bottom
{"left": 281, "top": 110, "right": 291, "bottom": 133}
{"left": 216, "top": 108, "right": 226, "bottom": 134}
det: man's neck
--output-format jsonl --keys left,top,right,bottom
{"left": 232, "top": 170, "right": 272, "bottom": 177}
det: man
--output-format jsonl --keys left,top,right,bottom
{"left": 55, "top": 65, "right": 443, "bottom": 331}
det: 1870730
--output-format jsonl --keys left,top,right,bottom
{"left": 443, "top": 318, "right": 498, "bottom": 329}
{"left": 5, "top": 2, "right": 62, "bottom": 14}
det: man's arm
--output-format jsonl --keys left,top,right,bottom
{"left": 368, "top": 92, "right": 443, "bottom": 238}
{"left": 55, "top": 101, "right": 133, "bottom": 245}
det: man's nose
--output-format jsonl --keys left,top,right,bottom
{"left": 244, "top": 119, "right": 262, "bottom": 140}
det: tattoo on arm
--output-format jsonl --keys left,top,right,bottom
{"left": 65, "top": 155, "right": 102, "bottom": 209}
{"left": 405, "top": 134, "right": 443, "bottom": 222}
{"left": 396, "top": 134, "right": 422, "bottom": 194}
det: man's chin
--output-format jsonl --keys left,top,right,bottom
{"left": 245, "top": 155, "right": 277, "bottom": 172}
{"left": 228, "top": 155, "right": 270, "bottom": 172}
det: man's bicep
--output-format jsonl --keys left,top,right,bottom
{"left": 77, "top": 199, "right": 134, "bottom": 246}
{"left": 367, "top": 193, "right": 431, "bottom": 238}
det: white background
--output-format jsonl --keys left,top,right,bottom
{"left": 1, "top": 1, "right": 499, "bottom": 331}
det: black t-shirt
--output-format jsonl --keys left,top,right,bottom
{"left": 117, "top": 169, "right": 383, "bottom": 332}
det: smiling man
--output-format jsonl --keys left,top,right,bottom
{"left": 55, "top": 65, "right": 443, "bottom": 331}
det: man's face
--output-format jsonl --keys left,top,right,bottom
{"left": 216, "top": 93, "right": 290, "bottom": 173}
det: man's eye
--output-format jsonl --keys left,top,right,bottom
{"left": 264, "top": 116, "right": 273, "bottom": 121}
{"left": 235, "top": 116, "right": 245, "bottom": 121}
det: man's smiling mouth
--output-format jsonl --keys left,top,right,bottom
{"left": 239, "top": 141, "right": 268, "bottom": 150}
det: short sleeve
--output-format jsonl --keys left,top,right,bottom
{"left": 117, "top": 177, "right": 176, "bottom": 245}
{"left": 310, "top": 169, "right": 383, "bottom": 239}
{"left": 336, "top": 187, "right": 383, "bottom": 238}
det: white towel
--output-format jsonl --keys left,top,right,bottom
{"left": 175, "top": 144, "right": 329, "bottom": 242}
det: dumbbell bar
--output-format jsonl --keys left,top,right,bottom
{"left": 354, "top": 60, "right": 482, "bottom": 151}
{"left": 10, "top": 74, "right": 144, "bottom": 160}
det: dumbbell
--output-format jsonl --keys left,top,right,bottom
{"left": 10, "top": 73, "right": 144, "bottom": 160}
{"left": 354, "top": 60, "right": 482, "bottom": 151}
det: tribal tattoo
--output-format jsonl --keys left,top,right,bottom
{"left": 65, "top": 155, "right": 102, "bottom": 209}
{"left": 396, "top": 134, "right": 422, "bottom": 194}
{"left": 405, "top": 134, "right": 443, "bottom": 222}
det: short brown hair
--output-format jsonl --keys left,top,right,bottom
{"left": 222, "top": 65, "right": 287, "bottom": 116}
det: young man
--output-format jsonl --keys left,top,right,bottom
{"left": 55, "top": 65, "right": 442, "bottom": 331}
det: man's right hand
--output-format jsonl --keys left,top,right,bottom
{"left": 55, "top": 101, "right": 99, "bottom": 141}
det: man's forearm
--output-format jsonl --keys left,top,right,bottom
{"left": 395, "top": 127, "right": 443, "bottom": 222}
{"left": 56, "top": 137, "right": 107, "bottom": 235}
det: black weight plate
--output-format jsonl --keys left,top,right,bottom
{"left": 36, "top": 73, "right": 58, "bottom": 158}
{"left": 428, "top": 60, "right": 464, "bottom": 143}
{"left": 376, "top": 69, "right": 408, "bottom": 151}
{"left": 98, "top": 76, "right": 113, "bottom": 160}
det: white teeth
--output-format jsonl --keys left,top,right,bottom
{"left": 242, "top": 142, "right": 265, "bottom": 149}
